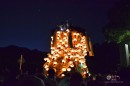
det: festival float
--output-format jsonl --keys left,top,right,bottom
{"left": 43, "top": 23, "right": 94, "bottom": 78}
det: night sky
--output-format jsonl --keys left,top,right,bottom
{"left": 0, "top": 0, "right": 118, "bottom": 52}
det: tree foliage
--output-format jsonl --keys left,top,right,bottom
{"left": 104, "top": 29, "right": 130, "bottom": 43}
{"left": 103, "top": 0, "right": 130, "bottom": 43}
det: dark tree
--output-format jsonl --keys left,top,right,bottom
{"left": 103, "top": 0, "right": 130, "bottom": 43}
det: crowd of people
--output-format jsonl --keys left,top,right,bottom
{"left": 0, "top": 67, "right": 129, "bottom": 86}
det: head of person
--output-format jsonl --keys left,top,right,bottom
{"left": 48, "top": 68, "right": 55, "bottom": 78}
{"left": 70, "top": 72, "right": 83, "bottom": 86}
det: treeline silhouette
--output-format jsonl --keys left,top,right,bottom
{"left": 0, "top": 45, "right": 47, "bottom": 77}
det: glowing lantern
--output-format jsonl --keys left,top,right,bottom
{"left": 53, "top": 62, "right": 57, "bottom": 65}
{"left": 62, "top": 68, "right": 66, "bottom": 71}
{"left": 67, "top": 68, "right": 71, "bottom": 71}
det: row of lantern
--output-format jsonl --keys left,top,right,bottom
{"left": 44, "top": 56, "right": 87, "bottom": 70}
{"left": 44, "top": 54, "right": 85, "bottom": 63}
{"left": 50, "top": 46, "right": 88, "bottom": 58}
{"left": 50, "top": 31, "right": 88, "bottom": 56}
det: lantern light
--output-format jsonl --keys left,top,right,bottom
{"left": 46, "top": 68, "right": 49, "bottom": 71}
{"left": 44, "top": 58, "right": 48, "bottom": 61}
{"left": 44, "top": 65, "right": 48, "bottom": 68}
{"left": 69, "top": 61, "right": 73, "bottom": 64}
{"left": 62, "top": 60, "right": 66, "bottom": 63}
{"left": 65, "top": 44, "right": 68, "bottom": 47}
{"left": 66, "top": 29, "right": 69, "bottom": 32}
{"left": 59, "top": 40, "right": 62, "bottom": 42}
{"left": 53, "top": 62, "right": 57, "bottom": 65}
{"left": 51, "top": 36, "right": 53, "bottom": 39}
{"left": 70, "top": 64, "right": 74, "bottom": 67}
{"left": 47, "top": 59, "right": 50, "bottom": 63}
{"left": 62, "top": 68, "right": 66, "bottom": 71}
{"left": 75, "top": 59, "right": 78, "bottom": 61}
{"left": 84, "top": 72, "right": 86, "bottom": 74}
{"left": 57, "top": 31, "right": 60, "bottom": 34}
{"left": 61, "top": 74, "right": 65, "bottom": 77}
{"left": 67, "top": 68, "right": 71, "bottom": 71}
{"left": 65, "top": 55, "right": 68, "bottom": 58}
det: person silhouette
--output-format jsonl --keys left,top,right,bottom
{"left": 45, "top": 68, "right": 57, "bottom": 86}
{"left": 70, "top": 72, "right": 83, "bottom": 86}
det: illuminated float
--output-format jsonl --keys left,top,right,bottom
{"left": 43, "top": 23, "right": 94, "bottom": 78}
